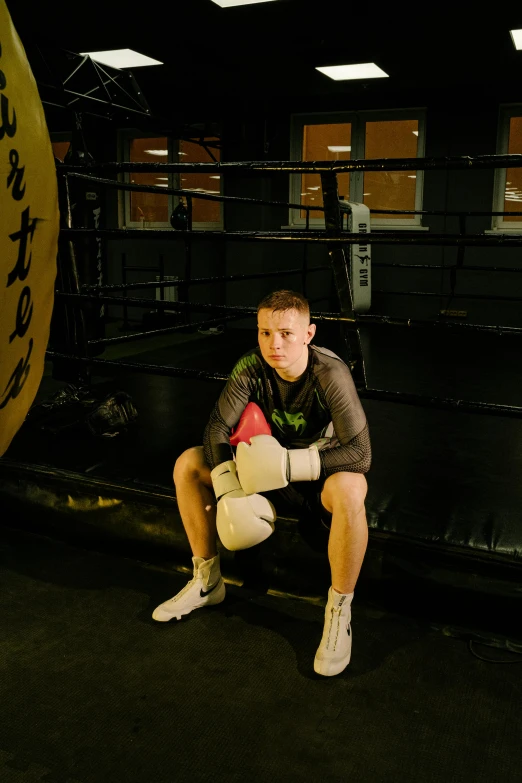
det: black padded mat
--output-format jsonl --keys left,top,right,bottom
{"left": 0, "top": 526, "right": 521, "bottom": 783}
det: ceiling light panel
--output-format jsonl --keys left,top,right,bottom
{"left": 316, "top": 63, "right": 389, "bottom": 81}
{"left": 510, "top": 29, "right": 522, "bottom": 49}
{"left": 80, "top": 49, "right": 163, "bottom": 68}
{"left": 211, "top": 0, "right": 277, "bottom": 7}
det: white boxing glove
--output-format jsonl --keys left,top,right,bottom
{"left": 210, "top": 460, "right": 276, "bottom": 551}
{"left": 236, "top": 434, "right": 322, "bottom": 496}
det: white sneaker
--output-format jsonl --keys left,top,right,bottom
{"left": 152, "top": 555, "right": 225, "bottom": 622}
{"left": 314, "top": 587, "right": 353, "bottom": 676}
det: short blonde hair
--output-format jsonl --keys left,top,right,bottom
{"left": 257, "top": 290, "right": 310, "bottom": 320}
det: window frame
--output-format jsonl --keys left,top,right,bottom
{"left": 491, "top": 105, "right": 522, "bottom": 233}
{"left": 119, "top": 130, "right": 223, "bottom": 230}
{"left": 289, "top": 108, "right": 426, "bottom": 229}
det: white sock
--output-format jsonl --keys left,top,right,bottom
{"left": 331, "top": 588, "right": 354, "bottom": 608}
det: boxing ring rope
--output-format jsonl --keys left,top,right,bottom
{"left": 63, "top": 171, "right": 522, "bottom": 220}
{"left": 44, "top": 350, "right": 522, "bottom": 421}
{"left": 49, "top": 152, "right": 522, "bottom": 422}
{"left": 54, "top": 294, "right": 522, "bottom": 338}
{"left": 62, "top": 171, "right": 522, "bottom": 217}
{"left": 60, "top": 228, "right": 522, "bottom": 246}
{"left": 59, "top": 153, "right": 522, "bottom": 173}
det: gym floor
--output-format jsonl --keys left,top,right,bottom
{"left": 1, "top": 524, "right": 521, "bottom": 783}
{"left": 2, "top": 319, "right": 522, "bottom": 780}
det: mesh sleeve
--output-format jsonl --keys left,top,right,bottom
{"left": 202, "top": 352, "right": 257, "bottom": 470}
{"left": 320, "top": 422, "right": 372, "bottom": 476}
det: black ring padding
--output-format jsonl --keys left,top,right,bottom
{"left": 63, "top": 171, "right": 324, "bottom": 214}
{"left": 55, "top": 293, "right": 259, "bottom": 313}
{"left": 45, "top": 352, "right": 229, "bottom": 382}
{"left": 54, "top": 292, "right": 522, "bottom": 336}
{"left": 55, "top": 294, "right": 352, "bottom": 321}
{"left": 357, "top": 314, "right": 522, "bottom": 336}
{"left": 80, "top": 266, "right": 330, "bottom": 293}
{"left": 57, "top": 153, "right": 522, "bottom": 174}
{"left": 372, "top": 263, "right": 522, "bottom": 273}
{"left": 55, "top": 294, "right": 357, "bottom": 324}
{"left": 359, "top": 389, "right": 522, "bottom": 419}
{"left": 43, "top": 352, "right": 522, "bottom": 419}
{"left": 87, "top": 314, "right": 244, "bottom": 347}
{"left": 60, "top": 175, "right": 522, "bottom": 218}
{"left": 360, "top": 209, "right": 522, "bottom": 217}
{"left": 374, "top": 289, "right": 522, "bottom": 302}
{"left": 60, "top": 228, "right": 522, "bottom": 247}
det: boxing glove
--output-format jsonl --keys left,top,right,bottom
{"left": 236, "top": 434, "right": 321, "bottom": 496}
{"left": 210, "top": 460, "right": 276, "bottom": 551}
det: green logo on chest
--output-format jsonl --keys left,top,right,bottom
{"left": 272, "top": 409, "right": 307, "bottom": 435}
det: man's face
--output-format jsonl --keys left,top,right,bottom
{"left": 257, "top": 308, "right": 315, "bottom": 376}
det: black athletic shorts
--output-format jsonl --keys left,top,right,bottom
{"left": 263, "top": 479, "right": 332, "bottom": 531}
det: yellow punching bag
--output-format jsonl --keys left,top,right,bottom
{"left": 0, "top": 0, "right": 59, "bottom": 457}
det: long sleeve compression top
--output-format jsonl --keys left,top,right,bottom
{"left": 203, "top": 344, "right": 371, "bottom": 478}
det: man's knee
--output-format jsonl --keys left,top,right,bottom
{"left": 173, "top": 446, "right": 211, "bottom": 486}
{"left": 321, "top": 472, "right": 367, "bottom": 514}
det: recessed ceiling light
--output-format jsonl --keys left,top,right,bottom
{"left": 80, "top": 48, "right": 162, "bottom": 68}
{"left": 412, "top": 131, "right": 419, "bottom": 136}
{"left": 510, "top": 29, "right": 522, "bottom": 49}
{"left": 328, "top": 146, "right": 351, "bottom": 152}
{"left": 211, "top": 0, "right": 277, "bottom": 6}
{"left": 316, "top": 63, "right": 389, "bottom": 81}
{"left": 407, "top": 175, "right": 417, "bottom": 179}
{"left": 209, "top": 175, "right": 221, "bottom": 179}
{"left": 144, "top": 149, "right": 168, "bottom": 156}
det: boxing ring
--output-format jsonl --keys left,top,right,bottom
{"left": 2, "top": 148, "right": 522, "bottom": 642}
{"left": 3, "top": 4, "right": 522, "bottom": 776}
{"left": 2, "top": 139, "right": 522, "bottom": 783}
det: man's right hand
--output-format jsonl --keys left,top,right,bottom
{"left": 210, "top": 460, "right": 276, "bottom": 551}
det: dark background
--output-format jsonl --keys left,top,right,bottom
{"left": 8, "top": 0, "right": 522, "bottom": 327}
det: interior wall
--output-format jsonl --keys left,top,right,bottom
{"left": 50, "top": 89, "right": 522, "bottom": 338}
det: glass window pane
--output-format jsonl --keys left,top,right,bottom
{"left": 504, "top": 117, "right": 522, "bottom": 222}
{"left": 52, "top": 141, "right": 70, "bottom": 162}
{"left": 180, "top": 138, "right": 221, "bottom": 223}
{"left": 363, "top": 119, "right": 419, "bottom": 220}
{"left": 129, "top": 137, "right": 169, "bottom": 224}
{"left": 301, "top": 123, "right": 351, "bottom": 218}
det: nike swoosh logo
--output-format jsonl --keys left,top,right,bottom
{"left": 200, "top": 581, "right": 220, "bottom": 598}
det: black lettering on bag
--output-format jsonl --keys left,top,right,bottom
{"left": 0, "top": 45, "right": 16, "bottom": 140}
{"left": 9, "top": 286, "right": 33, "bottom": 343}
{"left": 7, "top": 206, "right": 36, "bottom": 286}
{"left": 0, "top": 338, "right": 33, "bottom": 409}
{"left": 7, "top": 149, "right": 25, "bottom": 200}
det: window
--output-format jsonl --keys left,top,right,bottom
{"left": 290, "top": 110, "right": 426, "bottom": 228}
{"left": 121, "top": 132, "right": 222, "bottom": 229}
{"left": 52, "top": 140, "right": 71, "bottom": 162}
{"left": 493, "top": 107, "right": 522, "bottom": 231}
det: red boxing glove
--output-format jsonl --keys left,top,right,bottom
{"left": 230, "top": 402, "right": 271, "bottom": 446}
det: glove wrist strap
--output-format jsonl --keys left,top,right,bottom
{"left": 288, "top": 446, "right": 321, "bottom": 482}
{"left": 211, "top": 460, "right": 241, "bottom": 500}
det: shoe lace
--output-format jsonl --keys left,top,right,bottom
{"left": 326, "top": 607, "right": 350, "bottom": 651}
{"left": 165, "top": 574, "right": 199, "bottom": 604}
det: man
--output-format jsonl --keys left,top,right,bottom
{"left": 153, "top": 290, "right": 371, "bottom": 677}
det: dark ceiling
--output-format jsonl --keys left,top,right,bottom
{"left": 8, "top": 0, "right": 522, "bottom": 128}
